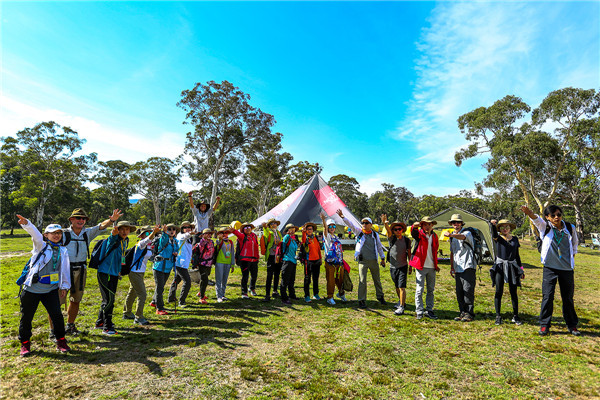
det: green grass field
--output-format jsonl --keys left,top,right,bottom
{"left": 1, "top": 229, "right": 599, "bottom": 399}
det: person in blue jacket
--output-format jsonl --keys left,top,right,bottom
{"left": 279, "top": 223, "right": 300, "bottom": 305}
{"left": 95, "top": 220, "right": 136, "bottom": 335}
{"left": 150, "top": 223, "right": 179, "bottom": 315}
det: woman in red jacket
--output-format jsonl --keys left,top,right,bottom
{"left": 409, "top": 216, "right": 440, "bottom": 320}
{"left": 232, "top": 223, "right": 259, "bottom": 299}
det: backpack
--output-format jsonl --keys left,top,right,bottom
{"left": 276, "top": 235, "right": 294, "bottom": 263}
{"left": 62, "top": 231, "right": 90, "bottom": 258}
{"left": 88, "top": 238, "right": 120, "bottom": 269}
{"left": 450, "top": 227, "right": 483, "bottom": 265}
{"left": 536, "top": 222, "right": 574, "bottom": 253}
{"left": 122, "top": 246, "right": 149, "bottom": 275}
{"left": 16, "top": 244, "right": 49, "bottom": 287}
{"left": 386, "top": 236, "right": 411, "bottom": 263}
{"left": 234, "top": 235, "right": 248, "bottom": 266}
{"left": 148, "top": 236, "right": 167, "bottom": 263}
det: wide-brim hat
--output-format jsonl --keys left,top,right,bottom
{"left": 448, "top": 214, "right": 464, "bottom": 225}
{"left": 116, "top": 221, "right": 137, "bottom": 232}
{"left": 390, "top": 221, "right": 407, "bottom": 232}
{"left": 497, "top": 219, "right": 516, "bottom": 230}
{"left": 240, "top": 222, "right": 255, "bottom": 230}
{"left": 284, "top": 223, "right": 298, "bottom": 232}
{"left": 419, "top": 216, "right": 437, "bottom": 226}
{"left": 136, "top": 225, "right": 153, "bottom": 236}
{"left": 216, "top": 228, "right": 229, "bottom": 235}
{"left": 201, "top": 228, "right": 215, "bottom": 235}
{"left": 195, "top": 200, "right": 210, "bottom": 210}
{"left": 266, "top": 218, "right": 281, "bottom": 227}
{"left": 44, "top": 224, "right": 63, "bottom": 233}
{"left": 165, "top": 223, "right": 180, "bottom": 232}
{"left": 304, "top": 222, "right": 318, "bottom": 231}
{"left": 69, "top": 208, "right": 89, "bottom": 220}
{"left": 180, "top": 221, "right": 195, "bottom": 229}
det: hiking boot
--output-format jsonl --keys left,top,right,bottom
{"left": 149, "top": 301, "right": 157, "bottom": 308}
{"left": 336, "top": 293, "right": 348, "bottom": 302}
{"left": 241, "top": 294, "right": 249, "bottom": 299}
{"left": 495, "top": 316, "right": 502, "bottom": 325}
{"left": 394, "top": 305, "right": 405, "bottom": 316}
{"left": 272, "top": 291, "right": 279, "bottom": 298}
{"left": 156, "top": 309, "right": 169, "bottom": 315}
{"left": 416, "top": 313, "right": 424, "bottom": 320}
{"left": 425, "top": 311, "right": 439, "bottom": 320}
{"left": 358, "top": 300, "right": 367, "bottom": 309}
{"left": 569, "top": 327, "right": 581, "bottom": 336}
{"left": 65, "top": 323, "right": 80, "bottom": 336}
{"left": 56, "top": 337, "right": 70, "bottom": 353}
{"left": 454, "top": 312, "right": 465, "bottom": 321}
{"left": 304, "top": 296, "right": 312, "bottom": 303}
{"left": 20, "top": 341, "right": 31, "bottom": 357}
{"left": 102, "top": 328, "right": 117, "bottom": 335}
{"left": 511, "top": 315, "right": 523, "bottom": 326}
{"left": 312, "top": 294, "right": 321, "bottom": 301}
{"left": 461, "top": 314, "right": 473, "bottom": 322}
{"left": 134, "top": 317, "right": 149, "bottom": 326}
{"left": 250, "top": 290, "right": 258, "bottom": 297}
{"left": 377, "top": 297, "right": 387, "bottom": 305}
{"left": 539, "top": 326, "right": 549, "bottom": 336}
{"left": 123, "top": 313, "right": 135, "bottom": 320}
{"left": 48, "top": 330, "right": 57, "bottom": 342}
{"left": 327, "top": 298, "right": 336, "bottom": 305}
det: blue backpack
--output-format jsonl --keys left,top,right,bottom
{"left": 16, "top": 244, "right": 49, "bottom": 287}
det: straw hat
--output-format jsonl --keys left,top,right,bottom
{"left": 419, "top": 216, "right": 437, "bottom": 225}
{"left": 497, "top": 219, "right": 516, "bottom": 230}
{"left": 304, "top": 222, "right": 318, "bottom": 232}
{"left": 116, "top": 221, "right": 137, "bottom": 233}
{"left": 165, "top": 223, "right": 180, "bottom": 233}
{"left": 266, "top": 218, "right": 281, "bottom": 227}
{"left": 390, "top": 221, "right": 407, "bottom": 232}
{"left": 284, "top": 223, "right": 298, "bottom": 232}
{"left": 180, "top": 221, "right": 195, "bottom": 229}
{"left": 136, "top": 225, "right": 153, "bottom": 236}
{"left": 448, "top": 214, "right": 465, "bottom": 225}
{"left": 201, "top": 228, "right": 215, "bottom": 235}
{"left": 68, "top": 208, "right": 89, "bottom": 220}
{"left": 240, "top": 222, "right": 255, "bottom": 230}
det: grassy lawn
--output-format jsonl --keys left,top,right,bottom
{"left": 1, "top": 229, "right": 599, "bottom": 399}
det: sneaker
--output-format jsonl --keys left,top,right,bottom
{"left": 304, "top": 296, "right": 312, "bottom": 303}
{"left": 222, "top": 296, "right": 229, "bottom": 301}
{"left": 416, "top": 313, "right": 423, "bottom": 320}
{"left": 149, "top": 301, "right": 157, "bottom": 308}
{"left": 199, "top": 298, "right": 208, "bottom": 304}
{"left": 312, "top": 294, "right": 321, "bottom": 301}
{"left": 377, "top": 297, "right": 387, "bottom": 305}
{"left": 134, "top": 317, "right": 149, "bottom": 326}
{"left": 569, "top": 327, "right": 581, "bottom": 336}
{"left": 336, "top": 293, "right": 348, "bottom": 302}
{"left": 327, "top": 298, "right": 336, "bottom": 305}
{"left": 156, "top": 309, "right": 169, "bottom": 315}
{"left": 495, "top": 316, "right": 503, "bottom": 325}
{"left": 250, "top": 290, "right": 258, "bottom": 297}
{"left": 511, "top": 315, "right": 523, "bottom": 326}
{"left": 425, "top": 311, "right": 439, "bottom": 320}
{"left": 20, "top": 341, "right": 31, "bottom": 357}
{"left": 56, "top": 337, "right": 70, "bottom": 353}
{"left": 358, "top": 300, "right": 367, "bottom": 309}
{"left": 454, "top": 312, "right": 465, "bottom": 321}
{"left": 94, "top": 321, "right": 104, "bottom": 329}
{"left": 48, "top": 330, "right": 57, "bottom": 342}
{"left": 539, "top": 326, "right": 549, "bottom": 336}
{"left": 282, "top": 299, "right": 292, "bottom": 305}
{"left": 272, "top": 291, "right": 280, "bottom": 298}
{"left": 217, "top": 298, "right": 224, "bottom": 303}
{"left": 123, "top": 313, "right": 135, "bottom": 320}
{"left": 393, "top": 301, "right": 401, "bottom": 310}
{"left": 178, "top": 302, "right": 187, "bottom": 308}
{"left": 394, "top": 305, "right": 405, "bottom": 316}
{"left": 196, "top": 292, "right": 202, "bottom": 297}
{"left": 461, "top": 314, "right": 473, "bottom": 322}
{"left": 102, "top": 328, "right": 117, "bottom": 335}
{"left": 65, "top": 323, "right": 80, "bottom": 336}
{"left": 241, "top": 294, "right": 249, "bottom": 299}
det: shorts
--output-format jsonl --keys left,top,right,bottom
{"left": 60, "top": 267, "right": 86, "bottom": 304}
{"left": 390, "top": 265, "right": 408, "bottom": 289}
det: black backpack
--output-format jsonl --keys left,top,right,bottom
{"left": 451, "top": 227, "right": 484, "bottom": 265}
{"left": 88, "top": 238, "right": 120, "bottom": 269}
{"left": 386, "top": 236, "right": 411, "bottom": 263}
{"left": 122, "top": 246, "right": 149, "bottom": 275}
{"left": 536, "top": 222, "right": 574, "bottom": 253}
{"left": 62, "top": 231, "right": 90, "bottom": 258}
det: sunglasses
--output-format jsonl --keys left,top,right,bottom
{"left": 361, "top": 221, "right": 371, "bottom": 225}
{"left": 328, "top": 224, "right": 336, "bottom": 229}
{"left": 550, "top": 213, "right": 562, "bottom": 218}
{"left": 393, "top": 228, "right": 403, "bottom": 232}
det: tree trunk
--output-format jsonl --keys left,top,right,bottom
{"left": 573, "top": 201, "right": 585, "bottom": 243}
{"left": 34, "top": 199, "right": 46, "bottom": 229}
{"left": 153, "top": 197, "right": 161, "bottom": 225}
{"left": 209, "top": 162, "right": 223, "bottom": 231}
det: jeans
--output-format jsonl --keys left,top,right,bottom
{"left": 214, "top": 263, "right": 231, "bottom": 299}
{"left": 168, "top": 267, "right": 191, "bottom": 304}
{"left": 540, "top": 267, "right": 578, "bottom": 328}
{"left": 19, "top": 289, "right": 65, "bottom": 342}
{"left": 415, "top": 268, "right": 436, "bottom": 315}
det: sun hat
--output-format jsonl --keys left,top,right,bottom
{"left": 390, "top": 221, "right": 407, "bottom": 232}
{"left": 68, "top": 208, "right": 89, "bottom": 220}
{"left": 136, "top": 225, "right": 153, "bottom": 236}
{"left": 116, "top": 221, "right": 137, "bottom": 232}
{"left": 44, "top": 224, "right": 63, "bottom": 233}
{"left": 497, "top": 219, "right": 516, "bottom": 230}
{"left": 304, "top": 222, "right": 318, "bottom": 231}
{"left": 195, "top": 200, "right": 210, "bottom": 210}
{"left": 361, "top": 217, "right": 373, "bottom": 224}
{"left": 419, "top": 216, "right": 437, "bottom": 225}
{"left": 180, "top": 221, "right": 195, "bottom": 229}
{"left": 266, "top": 218, "right": 281, "bottom": 227}
{"left": 284, "top": 223, "right": 298, "bottom": 232}
{"left": 448, "top": 214, "right": 465, "bottom": 225}
{"left": 240, "top": 222, "right": 255, "bottom": 230}
{"left": 165, "top": 223, "right": 180, "bottom": 232}
{"left": 201, "top": 228, "right": 215, "bottom": 235}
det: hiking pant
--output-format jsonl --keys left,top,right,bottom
{"left": 280, "top": 261, "right": 297, "bottom": 301}
{"left": 168, "top": 267, "right": 191, "bottom": 304}
{"left": 304, "top": 259, "right": 322, "bottom": 297}
{"left": 415, "top": 268, "right": 436, "bottom": 315}
{"left": 240, "top": 260, "right": 258, "bottom": 295}
{"left": 494, "top": 271, "right": 518, "bottom": 316}
{"left": 455, "top": 268, "right": 476, "bottom": 318}
{"left": 265, "top": 255, "right": 282, "bottom": 298}
{"left": 198, "top": 265, "right": 212, "bottom": 298}
{"left": 540, "top": 267, "right": 578, "bottom": 328}
{"left": 214, "top": 263, "right": 231, "bottom": 299}
{"left": 97, "top": 272, "right": 119, "bottom": 330}
{"left": 124, "top": 271, "right": 146, "bottom": 318}
{"left": 325, "top": 262, "right": 345, "bottom": 299}
{"left": 19, "top": 289, "right": 65, "bottom": 342}
{"left": 152, "top": 270, "right": 170, "bottom": 311}
{"left": 358, "top": 259, "right": 384, "bottom": 302}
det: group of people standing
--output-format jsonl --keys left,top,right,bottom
{"left": 14, "top": 194, "right": 582, "bottom": 357}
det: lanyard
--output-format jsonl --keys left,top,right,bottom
{"left": 49, "top": 245, "right": 60, "bottom": 271}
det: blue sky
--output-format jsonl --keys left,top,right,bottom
{"left": 1, "top": 1, "right": 598, "bottom": 197}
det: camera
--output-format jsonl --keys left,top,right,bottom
{"left": 32, "top": 273, "right": 39, "bottom": 284}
